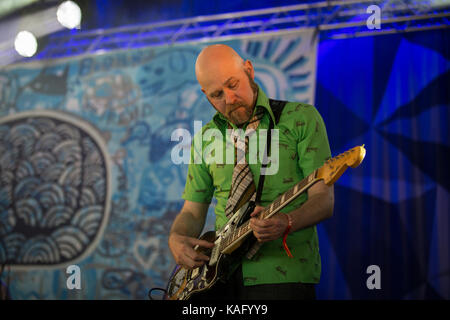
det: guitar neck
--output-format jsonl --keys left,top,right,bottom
{"left": 259, "top": 170, "right": 319, "bottom": 221}
{"left": 220, "top": 170, "right": 319, "bottom": 254}
{"left": 219, "top": 144, "right": 367, "bottom": 255}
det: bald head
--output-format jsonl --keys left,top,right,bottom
{"left": 194, "top": 44, "right": 258, "bottom": 127}
{"left": 195, "top": 44, "right": 245, "bottom": 87}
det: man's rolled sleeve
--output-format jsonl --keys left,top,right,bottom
{"left": 182, "top": 142, "right": 214, "bottom": 204}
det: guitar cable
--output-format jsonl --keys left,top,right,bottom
{"left": 149, "top": 264, "right": 182, "bottom": 300}
{"left": 148, "top": 287, "right": 168, "bottom": 300}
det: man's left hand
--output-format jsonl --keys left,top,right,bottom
{"left": 249, "top": 206, "right": 289, "bottom": 243}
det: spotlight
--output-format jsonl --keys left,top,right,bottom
{"left": 14, "top": 31, "right": 38, "bottom": 57}
{"left": 56, "top": 1, "right": 82, "bottom": 29}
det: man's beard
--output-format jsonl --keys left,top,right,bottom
{"left": 225, "top": 102, "right": 253, "bottom": 127}
{"left": 224, "top": 72, "right": 259, "bottom": 127}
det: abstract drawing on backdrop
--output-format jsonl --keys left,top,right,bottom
{"left": 0, "top": 29, "right": 318, "bottom": 299}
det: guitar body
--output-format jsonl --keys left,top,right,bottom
{"left": 166, "top": 231, "right": 218, "bottom": 300}
{"left": 166, "top": 231, "right": 245, "bottom": 300}
{"left": 166, "top": 202, "right": 256, "bottom": 300}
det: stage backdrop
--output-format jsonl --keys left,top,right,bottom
{"left": 314, "top": 29, "right": 449, "bottom": 299}
{"left": 0, "top": 30, "right": 319, "bottom": 299}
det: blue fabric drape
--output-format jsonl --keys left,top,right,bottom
{"left": 314, "top": 29, "right": 449, "bottom": 299}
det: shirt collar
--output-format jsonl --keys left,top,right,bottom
{"left": 212, "top": 86, "right": 276, "bottom": 128}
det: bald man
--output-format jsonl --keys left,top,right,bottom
{"left": 168, "top": 44, "right": 334, "bottom": 300}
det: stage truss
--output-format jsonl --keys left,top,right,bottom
{"left": 4, "top": 0, "right": 450, "bottom": 64}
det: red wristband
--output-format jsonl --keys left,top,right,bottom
{"left": 282, "top": 214, "right": 293, "bottom": 258}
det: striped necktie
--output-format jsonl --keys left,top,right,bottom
{"left": 224, "top": 110, "right": 264, "bottom": 219}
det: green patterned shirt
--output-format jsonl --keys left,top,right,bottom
{"left": 182, "top": 87, "right": 331, "bottom": 286}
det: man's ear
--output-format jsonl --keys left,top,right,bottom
{"left": 244, "top": 60, "right": 255, "bottom": 79}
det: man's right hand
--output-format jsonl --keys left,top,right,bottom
{"left": 168, "top": 233, "right": 214, "bottom": 269}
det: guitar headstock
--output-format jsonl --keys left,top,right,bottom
{"left": 317, "top": 145, "right": 366, "bottom": 185}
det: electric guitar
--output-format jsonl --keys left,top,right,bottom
{"left": 165, "top": 145, "right": 366, "bottom": 300}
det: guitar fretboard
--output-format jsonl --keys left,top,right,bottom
{"left": 219, "top": 170, "right": 318, "bottom": 253}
